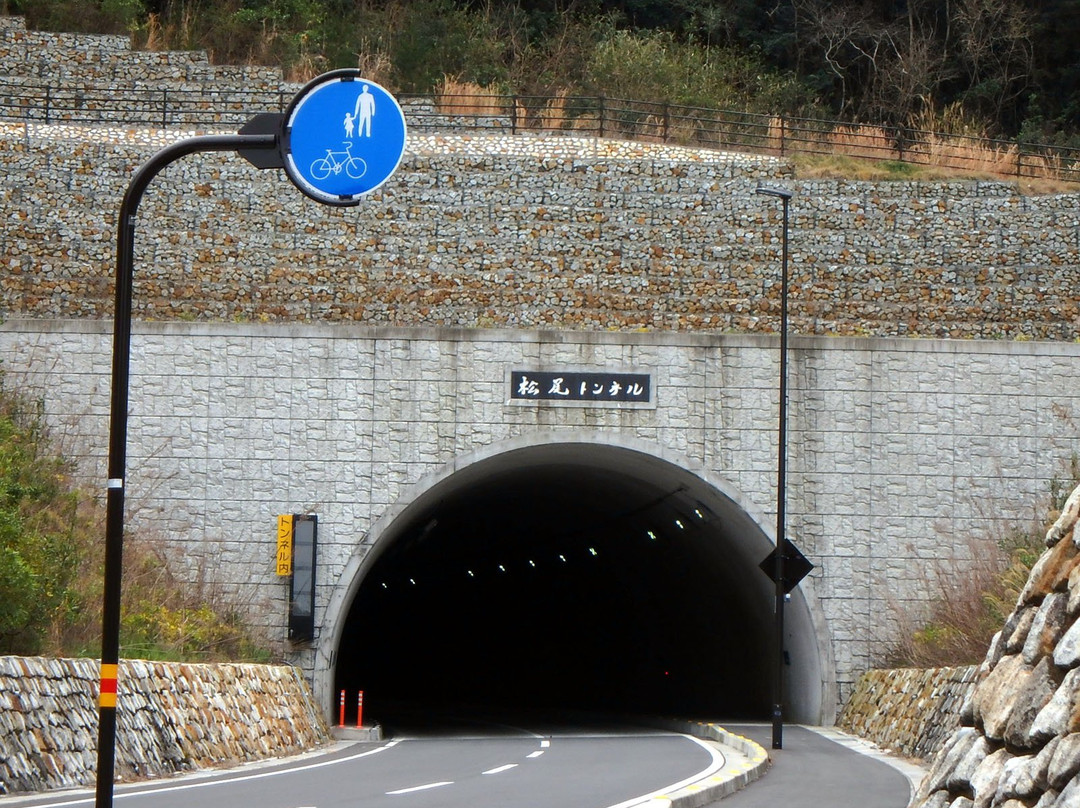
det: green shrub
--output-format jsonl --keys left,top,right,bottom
{"left": 14, "top": 0, "right": 144, "bottom": 34}
{"left": 0, "top": 367, "right": 271, "bottom": 662}
{"left": 584, "top": 27, "right": 812, "bottom": 113}
{"left": 0, "top": 384, "right": 86, "bottom": 654}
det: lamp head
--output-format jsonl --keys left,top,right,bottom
{"left": 756, "top": 185, "right": 794, "bottom": 200}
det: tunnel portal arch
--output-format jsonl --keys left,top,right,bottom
{"left": 316, "top": 433, "right": 834, "bottom": 725}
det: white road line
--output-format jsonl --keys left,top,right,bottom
{"left": 15, "top": 741, "right": 402, "bottom": 808}
{"left": 482, "top": 764, "right": 519, "bottom": 775}
{"left": 526, "top": 750, "right": 545, "bottom": 759}
{"left": 540, "top": 740, "right": 551, "bottom": 748}
{"left": 386, "top": 781, "right": 454, "bottom": 795}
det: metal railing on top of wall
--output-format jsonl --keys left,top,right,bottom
{"left": 1, "top": 80, "right": 1077, "bottom": 183}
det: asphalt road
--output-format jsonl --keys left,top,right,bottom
{"left": 2, "top": 718, "right": 916, "bottom": 808}
{"left": 3, "top": 720, "right": 723, "bottom": 808}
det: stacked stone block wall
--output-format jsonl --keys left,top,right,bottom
{"left": 838, "top": 666, "right": 979, "bottom": 760}
{"left": 0, "top": 655, "right": 329, "bottom": 795}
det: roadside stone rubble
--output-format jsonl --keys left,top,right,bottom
{"left": 908, "top": 483, "right": 1080, "bottom": 808}
{"left": 0, "top": 656, "right": 329, "bottom": 795}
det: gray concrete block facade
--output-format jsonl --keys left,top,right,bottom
{"left": 3, "top": 320, "right": 1079, "bottom": 719}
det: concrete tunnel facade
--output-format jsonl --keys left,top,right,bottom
{"left": 7, "top": 322, "right": 1075, "bottom": 729}
{"left": 316, "top": 434, "right": 833, "bottom": 726}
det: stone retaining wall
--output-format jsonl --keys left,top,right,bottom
{"left": 838, "top": 666, "right": 979, "bottom": 760}
{"left": 2, "top": 116, "right": 1078, "bottom": 340}
{"left": 0, "top": 656, "right": 330, "bottom": 795}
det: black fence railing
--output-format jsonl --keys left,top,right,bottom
{"left": 3, "top": 79, "right": 1078, "bottom": 183}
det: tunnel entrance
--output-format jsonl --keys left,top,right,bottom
{"left": 327, "top": 438, "right": 829, "bottom": 727}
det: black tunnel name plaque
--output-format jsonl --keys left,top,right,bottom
{"left": 510, "top": 370, "right": 653, "bottom": 406}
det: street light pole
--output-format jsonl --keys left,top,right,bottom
{"left": 96, "top": 132, "right": 278, "bottom": 808}
{"left": 756, "top": 184, "right": 793, "bottom": 751}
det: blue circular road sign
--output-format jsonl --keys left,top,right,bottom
{"left": 282, "top": 70, "right": 407, "bottom": 206}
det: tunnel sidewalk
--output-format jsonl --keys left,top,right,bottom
{"left": 700, "top": 723, "right": 927, "bottom": 808}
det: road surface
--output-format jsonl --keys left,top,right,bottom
{"left": 3, "top": 719, "right": 724, "bottom": 808}
{"left": 2, "top": 718, "right": 916, "bottom": 808}
{"left": 705, "top": 724, "right": 916, "bottom": 808}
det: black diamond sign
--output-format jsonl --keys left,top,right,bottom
{"left": 759, "top": 539, "right": 814, "bottom": 594}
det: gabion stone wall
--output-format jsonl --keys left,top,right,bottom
{"left": 839, "top": 666, "right": 979, "bottom": 760}
{"left": 3, "top": 118, "right": 1079, "bottom": 339}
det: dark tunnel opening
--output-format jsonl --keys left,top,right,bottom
{"left": 334, "top": 447, "right": 780, "bottom": 729}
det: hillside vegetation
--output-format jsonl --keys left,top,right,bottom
{"left": 0, "top": 368, "right": 270, "bottom": 662}
{"left": 6, "top": 0, "right": 1079, "bottom": 147}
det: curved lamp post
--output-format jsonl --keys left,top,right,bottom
{"left": 96, "top": 131, "right": 279, "bottom": 808}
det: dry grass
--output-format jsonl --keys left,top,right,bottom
{"left": 535, "top": 89, "right": 573, "bottom": 131}
{"left": 764, "top": 116, "right": 787, "bottom": 156}
{"left": 788, "top": 125, "right": 1080, "bottom": 191}
{"left": 828, "top": 124, "right": 898, "bottom": 162}
{"left": 394, "top": 72, "right": 1080, "bottom": 188}
{"left": 435, "top": 77, "right": 505, "bottom": 117}
{"left": 764, "top": 107, "right": 1080, "bottom": 190}
{"left": 355, "top": 51, "right": 394, "bottom": 88}
{"left": 884, "top": 520, "right": 1047, "bottom": 669}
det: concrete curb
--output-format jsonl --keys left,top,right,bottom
{"left": 645, "top": 720, "right": 771, "bottom": 807}
{"left": 329, "top": 724, "right": 383, "bottom": 742}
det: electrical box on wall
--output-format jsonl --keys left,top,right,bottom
{"left": 276, "top": 514, "right": 317, "bottom": 643}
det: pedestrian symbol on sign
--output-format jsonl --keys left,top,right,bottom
{"left": 354, "top": 84, "right": 375, "bottom": 136}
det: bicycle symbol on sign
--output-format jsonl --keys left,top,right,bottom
{"left": 309, "top": 141, "right": 367, "bottom": 180}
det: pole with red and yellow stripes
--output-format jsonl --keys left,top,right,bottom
{"left": 99, "top": 664, "right": 119, "bottom": 709}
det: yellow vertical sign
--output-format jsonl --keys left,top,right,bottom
{"left": 276, "top": 514, "right": 294, "bottom": 576}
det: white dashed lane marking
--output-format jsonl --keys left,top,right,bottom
{"left": 386, "top": 781, "right": 454, "bottom": 795}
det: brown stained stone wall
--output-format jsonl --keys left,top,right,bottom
{"left": 909, "top": 484, "right": 1080, "bottom": 808}
{"left": 839, "top": 666, "right": 979, "bottom": 761}
{"left": 2, "top": 119, "right": 1079, "bottom": 340}
{"left": 0, "top": 656, "right": 329, "bottom": 795}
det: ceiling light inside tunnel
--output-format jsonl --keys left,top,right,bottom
{"left": 693, "top": 502, "right": 714, "bottom": 522}
{"left": 467, "top": 569, "right": 475, "bottom": 577}
{"left": 646, "top": 530, "right": 657, "bottom": 541}
{"left": 588, "top": 547, "right": 598, "bottom": 556}
{"left": 675, "top": 519, "right": 685, "bottom": 530}
{"left": 528, "top": 559, "right": 536, "bottom": 568}
{"left": 558, "top": 554, "right": 567, "bottom": 563}
{"left": 498, "top": 564, "right": 506, "bottom": 572}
